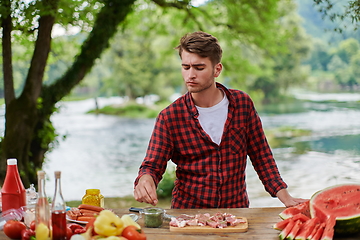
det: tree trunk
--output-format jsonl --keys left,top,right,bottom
{"left": 1, "top": 0, "right": 15, "bottom": 105}
{"left": 1, "top": 0, "right": 58, "bottom": 186}
{"left": 0, "top": 0, "right": 136, "bottom": 186}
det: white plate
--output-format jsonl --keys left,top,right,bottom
{"left": 66, "top": 216, "right": 88, "bottom": 224}
{"left": 66, "top": 213, "right": 139, "bottom": 224}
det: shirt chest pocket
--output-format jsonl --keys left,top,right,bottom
{"left": 228, "top": 127, "right": 247, "bottom": 154}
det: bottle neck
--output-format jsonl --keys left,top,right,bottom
{"left": 52, "top": 176, "right": 65, "bottom": 211}
{"left": 38, "top": 177, "right": 47, "bottom": 199}
{"left": 6, "top": 165, "right": 20, "bottom": 179}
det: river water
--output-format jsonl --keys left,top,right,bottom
{"left": 2, "top": 92, "right": 360, "bottom": 207}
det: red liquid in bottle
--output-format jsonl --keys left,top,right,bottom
{"left": 51, "top": 210, "right": 67, "bottom": 240}
{"left": 1, "top": 159, "right": 26, "bottom": 212}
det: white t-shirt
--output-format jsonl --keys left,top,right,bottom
{"left": 195, "top": 92, "right": 229, "bottom": 145}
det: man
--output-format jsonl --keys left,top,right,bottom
{"left": 134, "top": 31, "right": 306, "bottom": 208}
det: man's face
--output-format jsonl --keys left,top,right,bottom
{"left": 181, "top": 51, "right": 221, "bottom": 93}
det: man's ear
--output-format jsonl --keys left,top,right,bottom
{"left": 214, "top": 63, "right": 223, "bottom": 77}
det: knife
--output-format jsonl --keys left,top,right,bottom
{"left": 129, "top": 207, "right": 176, "bottom": 221}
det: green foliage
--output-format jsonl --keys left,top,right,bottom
{"left": 35, "top": 98, "right": 59, "bottom": 151}
{"left": 0, "top": 0, "right": 137, "bottom": 186}
{"left": 2, "top": 0, "right": 315, "bottom": 104}
{"left": 306, "top": 37, "right": 360, "bottom": 90}
{"left": 265, "top": 126, "right": 312, "bottom": 153}
{"left": 78, "top": 0, "right": 313, "bottom": 103}
{"left": 156, "top": 166, "right": 175, "bottom": 199}
{"left": 297, "top": 0, "right": 360, "bottom": 43}
{"left": 336, "top": 38, "right": 360, "bottom": 64}
{"left": 248, "top": 0, "right": 312, "bottom": 102}
{"left": 312, "top": 0, "right": 360, "bottom": 32}
{"left": 89, "top": 102, "right": 161, "bottom": 118}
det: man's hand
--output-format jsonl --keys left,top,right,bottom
{"left": 276, "top": 189, "right": 308, "bottom": 208}
{"left": 134, "top": 174, "right": 158, "bottom": 206}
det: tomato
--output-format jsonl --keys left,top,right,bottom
{"left": 29, "top": 220, "right": 36, "bottom": 231}
{"left": 66, "top": 226, "right": 74, "bottom": 240}
{"left": 74, "top": 228, "right": 87, "bottom": 234}
{"left": 122, "top": 226, "right": 146, "bottom": 240}
{"left": 85, "top": 217, "right": 97, "bottom": 235}
{"left": 3, "top": 220, "right": 27, "bottom": 239}
{"left": 67, "top": 223, "right": 85, "bottom": 232}
{"left": 21, "top": 229, "right": 35, "bottom": 240}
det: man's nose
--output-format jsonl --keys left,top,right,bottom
{"left": 188, "top": 67, "right": 196, "bottom": 79}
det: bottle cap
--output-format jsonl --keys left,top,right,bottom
{"left": 54, "top": 171, "right": 61, "bottom": 178}
{"left": 7, "top": 158, "right": 17, "bottom": 165}
{"left": 37, "top": 170, "right": 45, "bottom": 178}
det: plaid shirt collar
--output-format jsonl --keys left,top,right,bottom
{"left": 184, "top": 82, "right": 234, "bottom": 119}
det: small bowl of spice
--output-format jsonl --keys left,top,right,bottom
{"left": 140, "top": 207, "right": 165, "bottom": 228}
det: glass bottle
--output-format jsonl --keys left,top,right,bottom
{"left": 1, "top": 158, "right": 27, "bottom": 212}
{"left": 82, "top": 189, "right": 104, "bottom": 207}
{"left": 51, "top": 171, "right": 67, "bottom": 240}
{"left": 35, "top": 171, "right": 51, "bottom": 240}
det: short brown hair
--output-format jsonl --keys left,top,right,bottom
{"left": 175, "top": 31, "right": 222, "bottom": 66}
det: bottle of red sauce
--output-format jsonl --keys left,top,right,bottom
{"left": 1, "top": 158, "right": 27, "bottom": 212}
{"left": 51, "top": 171, "right": 67, "bottom": 240}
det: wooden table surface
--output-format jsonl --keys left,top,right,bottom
{"left": 115, "top": 207, "right": 359, "bottom": 240}
{"left": 0, "top": 207, "right": 359, "bottom": 239}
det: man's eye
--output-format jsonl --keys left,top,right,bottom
{"left": 183, "top": 66, "right": 190, "bottom": 70}
{"left": 196, "top": 67, "right": 204, "bottom": 71}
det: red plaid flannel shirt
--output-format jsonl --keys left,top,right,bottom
{"left": 135, "top": 82, "right": 287, "bottom": 208}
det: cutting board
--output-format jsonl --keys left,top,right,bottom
{"left": 169, "top": 217, "right": 248, "bottom": 233}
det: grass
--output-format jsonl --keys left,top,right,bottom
{"left": 87, "top": 100, "right": 172, "bottom": 119}
{"left": 67, "top": 195, "right": 172, "bottom": 209}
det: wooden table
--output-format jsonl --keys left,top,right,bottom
{"left": 0, "top": 207, "right": 359, "bottom": 239}
{"left": 113, "top": 207, "right": 359, "bottom": 240}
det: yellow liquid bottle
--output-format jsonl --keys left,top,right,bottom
{"left": 81, "top": 189, "right": 104, "bottom": 207}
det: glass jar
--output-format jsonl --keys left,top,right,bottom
{"left": 81, "top": 189, "right": 104, "bottom": 208}
{"left": 141, "top": 207, "right": 165, "bottom": 228}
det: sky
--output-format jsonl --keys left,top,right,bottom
{"left": 192, "top": 0, "right": 207, "bottom": 7}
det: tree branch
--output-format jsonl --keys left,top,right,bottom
{"left": 42, "top": 0, "right": 136, "bottom": 111}
{"left": 1, "top": 0, "right": 15, "bottom": 105}
{"left": 151, "top": 0, "right": 191, "bottom": 9}
{"left": 21, "top": 0, "right": 60, "bottom": 102}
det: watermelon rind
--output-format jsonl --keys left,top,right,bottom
{"left": 279, "top": 219, "right": 295, "bottom": 240}
{"left": 333, "top": 217, "right": 360, "bottom": 236}
{"left": 310, "top": 184, "right": 360, "bottom": 236}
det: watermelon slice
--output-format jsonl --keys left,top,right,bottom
{"left": 294, "top": 217, "right": 320, "bottom": 240}
{"left": 311, "top": 222, "right": 325, "bottom": 240}
{"left": 320, "top": 216, "right": 336, "bottom": 240}
{"left": 279, "top": 219, "right": 295, "bottom": 240}
{"left": 280, "top": 200, "right": 311, "bottom": 219}
{"left": 310, "top": 184, "right": 360, "bottom": 236}
{"left": 285, "top": 220, "right": 302, "bottom": 240}
{"left": 274, "top": 213, "right": 310, "bottom": 230}
{"left": 307, "top": 223, "right": 320, "bottom": 240}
